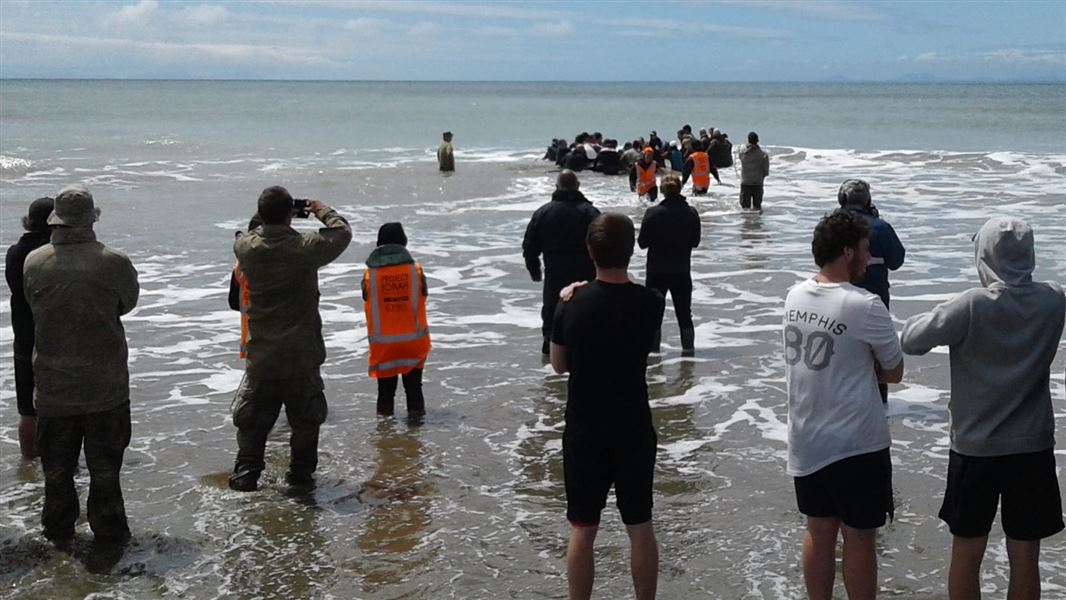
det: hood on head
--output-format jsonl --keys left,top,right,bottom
{"left": 974, "top": 217, "right": 1034, "bottom": 287}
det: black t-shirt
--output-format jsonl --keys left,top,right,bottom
{"left": 552, "top": 280, "right": 665, "bottom": 438}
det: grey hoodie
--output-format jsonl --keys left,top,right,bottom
{"left": 900, "top": 217, "right": 1065, "bottom": 457}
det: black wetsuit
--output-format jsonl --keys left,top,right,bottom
{"left": 5, "top": 229, "right": 51, "bottom": 417}
{"left": 638, "top": 193, "right": 701, "bottom": 341}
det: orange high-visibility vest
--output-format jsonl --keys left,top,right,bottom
{"left": 690, "top": 151, "right": 710, "bottom": 189}
{"left": 363, "top": 262, "right": 431, "bottom": 378}
{"left": 233, "top": 261, "right": 250, "bottom": 359}
{"left": 636, "top": 162, "right": 657, "bottom": 195}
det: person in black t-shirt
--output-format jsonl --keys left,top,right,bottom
{"left": 550, "top": 212, "right": 665, "bottom": 600}
{"left": 638, "top": 172, "right": 701, "bottom": 355}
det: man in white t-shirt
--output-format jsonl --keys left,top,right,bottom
{"left": 783, "top": 209, "right": 904, "bottom": 600}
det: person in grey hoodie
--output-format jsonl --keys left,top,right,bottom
{"left": 738, "top": 131, "right": 769, "bottom": 212}
{"left": 900, "top": 217, "right": 1064, "bottom": 600}
{"left": 24, "top": 184, "right": 139, "bottom": 544}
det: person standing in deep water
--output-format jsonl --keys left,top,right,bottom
{"left": 437, "top": 131, "right": 455, "bottom": 172}
{"left": 228, "top": 186, "right": 352, "bottom": 492}
{"left": 5, "top": 196, "right": 54, "bottom": 460}
{"left": 522, "top": 170, "right": 599, "bottom": 356}
{"left": 24, "top": 185, "right": 139, "bottom": 544}
{"left": 551, "top": 213, "right": 665, "bottom": 600}
{"left": 739, "top": 131, "right": 770, "bottom": 212}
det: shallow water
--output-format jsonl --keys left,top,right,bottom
{"left": 1, "top": 81, "right": 1065, "bottom": 599}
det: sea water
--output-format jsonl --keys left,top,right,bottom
{"left": 0, "top": 80, "right": 1064, "bottom": 599}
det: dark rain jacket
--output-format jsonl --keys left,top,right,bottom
{"left": 522, "top": 189, "right": 600, "bottom": 281}
{"left": 234, "top": 205, "right": 352, "bottom": 381}
{"left": 6, "top": 230, "right": 51, "bottom": 357}
{"left": 23, "top": 228, "right": 139, "bottom": 417}
{"left": 844, "top": 205, "right": 905, "bottom": 307}
{"left": 708, "top": 136, "right": 733, "bottom": 168}
{"left": 638, "top": 193, "right": 701, "bottom": 275}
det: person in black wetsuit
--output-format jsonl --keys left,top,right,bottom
{"left": 550, "top": 212, "right": 665, "bottom": 600}
{"left": 522, "top": 170, "right": 600, "bottom": 355}
{"left": 638, "top": 173, "right": 701, "bottom": 355}
{"left": 5, "top": 196, "right": 54, "bottom": 459}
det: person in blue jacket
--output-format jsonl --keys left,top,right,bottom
{"left": 838, "top": 179, "right": 906, "bottom": 404}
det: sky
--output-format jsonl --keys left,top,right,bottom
{"left": 0, "top": 1, "right": 1064, "bottom": 81}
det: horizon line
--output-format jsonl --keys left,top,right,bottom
{"left": 2, "top": 77, "right": 1065, "bottom": 85}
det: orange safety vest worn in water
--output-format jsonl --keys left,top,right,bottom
{"left": 363, "top": 262, "right": 431, "bottom": 378}
{"left": 636, "top": 162, "right": 657, "bottom": 195}
{"left": 690, "top": 151, "right": 710, "bottom": 189}
{"left": 233, "top": 261, "right": 250, "bottom": 359}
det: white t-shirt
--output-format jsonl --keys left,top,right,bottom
{"left": 783, "top": 279, "right": 902, "bottom": 477}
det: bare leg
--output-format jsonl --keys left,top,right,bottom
{"left": 1005, "top": 537, "right": 1040, "bottom": 600}
{"left": 949, "top": 535, "right": 988, "bottom": 600}
{"left": 567, "top": 524, "right": 597, "bottom": 600}
{"left": 840, "top": 524, "right": 878, "bottom": 600}
{"left": 803, "top": 516, "right": 839, "bottom": 600}
{"left": 19, "top": 416, "right": 38, "bottom": 459}
{"left": 625, "top": 520, "right": 658, "bottom": 600}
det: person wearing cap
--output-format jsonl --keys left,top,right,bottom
{"left": 629, "top": 148, "right": 659, "bottom": 202}
{"left": 5, "top": 197, "right": 54, "bottom": 460}
{"left": 437, "top": 131, "right": 455, "bottom": 172}
{"left": 23, "top": 185, "right": 139, "bottom": 544}
{"left": 901, "top": 217, "right": 1064, "bottom": 599}
{"left": 837, "top": 179, "right": 905, "bottom": 405}
{"left": 738, "top": 131, "right": 770, "bottom": 211}
{"left": 523, "top": 170, "right": 600, "bottom": 355}
{"left": 638, "top": 173, "right": 701, "bottom": 355}
{"left": 228, "top": 187, "right": 352, "bottom": 492}
{"left": 362, "top": 222, "right": 431, "bottom": 421}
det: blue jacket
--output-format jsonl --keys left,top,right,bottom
{"left": 846, "top": 205, "right": 905, "bottom": 307}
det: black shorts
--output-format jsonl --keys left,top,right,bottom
{"left": 939, "top": 449, "right": 1064, "bottom": 541}
{"left": 564, "top": 429, "right": 657, "bottom": 526}
{"left": 794, "top": 448, "right": 893, "bottom": 529}
{"left": 14, "top": 355, "right": 36, "bottom": 417}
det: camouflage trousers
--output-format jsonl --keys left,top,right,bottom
{"left": 229, "top": 374, "right": 328, "bottom": 489}
{"left": 36, "top": 401, "right": 132, "bottom": 541}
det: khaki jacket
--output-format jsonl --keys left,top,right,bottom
{"left": 24, "top": 228, "right": 139, "bottom": 417}
{"left": 739, "top": 143, "right": 770, "bottom": 185}
{"left": 234, "top": 205, "right": 352, "bottom": 381}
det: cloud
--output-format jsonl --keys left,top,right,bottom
{"left": 915, "top": 51, "right": 939, "bottom": 62}
{"left": 344, "top": 17, "right": 393, "bottom": 33}
{"left": 102, "top": 0, "right": 159, "bottom": 28}
{"left": 530, "top": 20, "right": 573, "bottom": 37}
{"left": 179, "top": 5, "right": 227, "bottom": 27}
{"left": 331, "top": 1, "right": 558, "bottom": 21}
{"left": 597, "top": 16, "right": 787, "bottom": 40}
{"left": 408, "top": 21, "right": 441, "bottom": 36}
{"left": 980, "top": 48, "right": 1064, "bottom": 65}
{"left": 718, "top": 0, "right": 887, "bottom": 23}
{"left": 0, "top": 31, "right": 335, "bottom": 68}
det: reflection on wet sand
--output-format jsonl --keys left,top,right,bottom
{"left": 227, "top": 484, "right": 334, "bottom": 599}
{"left": 356, "top": 419, "right": 435, "bottom": 594}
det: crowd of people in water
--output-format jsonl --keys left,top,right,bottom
{"left": 5, "top": 132, "right": 1064, "bottom": 599}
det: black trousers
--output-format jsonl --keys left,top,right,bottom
{"left": 14, "top": 354, "right": 36, "bottom": 416}
{"left": 377, "top": 368, "right": 425, "bottom": 415}
{"left": 37, "top": 401, "right": 131, "bottom": 541}
{"left": 645, "top": 271, "right": 693, "bottom": 330}
{"left": 542, "top": 270, "right": 592, "bottom": 344}
{"left": 230, "top": 375, "right": 328, "bottom": 486}
{"left": 740, "top": 184, "right": 764, "bottom": 210}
